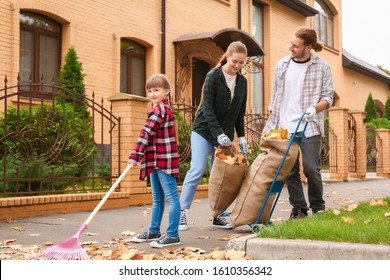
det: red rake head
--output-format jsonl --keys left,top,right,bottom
{"left": 30, "top": 236, "right": 90, "bottom": 260}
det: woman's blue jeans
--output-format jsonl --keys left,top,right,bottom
{"left": 149, "top": 169, "right": 180, "bottom": 238}
{"left": 180, "top": 131, "right": 218, "bottom": 210}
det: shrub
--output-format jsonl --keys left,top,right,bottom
{"left": 364, "top": 93, "right": 378, "bottom": 122}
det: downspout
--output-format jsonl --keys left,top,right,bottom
{"left": 161, "top": 0, "right": 166, "bottom": 74}
{"left": 238, "top": 0, "right": 241, "bottom": 29}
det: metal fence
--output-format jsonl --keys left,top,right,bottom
{"left": 0, "top": 76, "right": 120, "bottom": 196}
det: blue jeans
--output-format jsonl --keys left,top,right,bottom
{"left": 149, "top": 169, "right": 180, "bottom": 238}
{"left": 180, "top": 131, "right": 218, "bottom": 210}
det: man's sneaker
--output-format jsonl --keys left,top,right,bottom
{"left": 132, "top": 231, "right": 161, "bottom": 243}
{"left": 179, "top": 209, "right": 189, "bottom": 231}
{"left": 289, "top": 208, "right": 308, "bottom": 220}
{"left": 150, "top": 236, "right": 181, "bottom": 248}
{"left": 212, "top": 215, "right": 233, "bottom": 229}
{"left": 312, "top": 205, "right": 325, "bottom": 214}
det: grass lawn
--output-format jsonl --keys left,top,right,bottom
{"left": 258, "top": 197, "right": 390, "bottom": 245}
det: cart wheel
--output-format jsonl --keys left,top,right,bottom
{"left": 252, "top": 225, "right": 261, "bottom": 234}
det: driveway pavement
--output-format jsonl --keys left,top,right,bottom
{"left": 1, "top": 173, "right": 390, "bottom": 260}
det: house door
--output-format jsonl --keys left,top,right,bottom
{"left": 192, "top": 58, "right": 210, "bottom": 108}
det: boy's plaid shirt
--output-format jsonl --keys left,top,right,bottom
{"left": 129, "top": 99, "right": 179, "bottom": 180}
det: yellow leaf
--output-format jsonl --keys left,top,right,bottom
{"left": 121, "top": 230, "right": 136, "bottom": 236}
{"left": 333, "top": 209, "right": 341, "bottom": 215}
{"left": 11, "top": 226, "right": 24, "bottom": 231}
{"left": 345, "top": 204, "right": 358, "bottom": 211}
{"left": 218, "top": 234, "right": 242, "bottom": 241}
{"left": 342, "top": 216, "right": 354, "bottom": 224}
{"left": 210, "top": 250, "right": 225, "bottom": 260}
{"left": 118, "top": 248, "right": 139, "bottom": 260}
{"left": 225, "top": 249, "right": 247, "bottom": 260}
{"left": 369, "top": 198, "right": 388, "bottom": 207}
{"left": 384, "top": 213, "right": 390, "bottom": 217}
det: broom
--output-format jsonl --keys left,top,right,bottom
{"left": 31, "top": 164, "right": 132, "bottom": 260}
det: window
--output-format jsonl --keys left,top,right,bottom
{"left": 314, "top": 0, "right": 333, "bottom": 47}
{"left": 120, "top": 39, "right": 146, "bottom": 97}
{"left": 19, "top": 12, "right": 61, "bottom": 85}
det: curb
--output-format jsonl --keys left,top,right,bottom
{"left": 227, "top": 234, "right": 390, "bottom": 260}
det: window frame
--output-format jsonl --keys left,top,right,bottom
{"left": 313, "top": 0, "right": 334, "bottom": 48}
{"left": 19, "top": 11, "right": 62, "bottom": 85}
{"left": 120, "top": 39, "right": 146, "bottom": 97}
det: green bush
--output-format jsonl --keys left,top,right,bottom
{"left": 369, "top": 118, "right": 390, "bottom": 129}
{"left": 383, "top": 96, "right": 390, "bottom": 120}
{"left": 364, "top": 93, "right": 378, "bottom": 122}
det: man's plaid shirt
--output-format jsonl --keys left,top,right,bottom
{"left": 263, "top": 53, "right": 334, "bottom": 138}
{"left": 129, "top": 99, "right": 179, "bottom": 180}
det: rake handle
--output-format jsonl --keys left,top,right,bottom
{"left": 82, "top": 164, "right": 132, "bottom": 227}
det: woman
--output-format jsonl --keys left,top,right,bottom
{"left": 179, "top": 41, "right": 249, "bottom": 231}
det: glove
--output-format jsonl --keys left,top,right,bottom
{"left": 217, "top": 134, "right": 232, "bottom": 146}
{"left": 238, "top": 137, "right": 248, "bottom": 154}
{"left": 305, "top": 106, "right": 316, "bottom": 122}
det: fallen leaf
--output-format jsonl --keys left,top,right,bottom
{"left": 160, "top": 248, "right": 178, "bottom": 259}
{"left": 143, "top": 253, "right": 157, "bottom": 260}
{"left": 333, "top": 209, "right": 341, "bottom": 215}
{"left": 6, "top": 218, "right": 16, "bottom": 223}
{"left": 210, "top": 250, "right": 225, "bottom": 260}
{"left": 364, "top": 219, "right": 374, "bottom": 224}
{"left": 197, "top": 236, "right": 210, "bottom": 239}
{"left": 225, "top": 249, "right": 247, "bottom": 260}
{"left": 342, "top": 216, "right": 354, "bottom": 224}
{"left": 118, "top": 248, "right": 139, "bottom": 260}
{"left": 218, "top": 234, "right": 241, "bottom": 241}
{"left": 85, "top": 232, "right": 99, "bottom": 236}
{"left": 369, "top": 198, "right": 388, "bottom": 207}
{"left": 11, "top": 226, "right": 24, "bottom": 231}
{"left": 28, "top": 234, "right": 40, "bottom": 237}
{"left": 384, "top": 213, "right": 390, "bottom": 217}
{"left": 4, "top": 239, "right": 16, "bottom": 245}
{"left": 345, "top": 204, "right": 358, "bottom": 212}
{"left": 121, "top": 230, "right": 136, "bottom": 236}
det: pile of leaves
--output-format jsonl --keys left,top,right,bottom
{"left": 0, "top": 242, "right": 252, "bottom": 261}
{"left": 215, "top": 147, "right": 248, "bottom": 166}
{"left": 1, "top": 234, "right": 252, "bottom": 260}
{"left": 262, "top": 128, "right": 289, "bottom": 140}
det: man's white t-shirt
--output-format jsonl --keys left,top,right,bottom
{"left": 279, "top": 59, "right": 310, "bottom": 133}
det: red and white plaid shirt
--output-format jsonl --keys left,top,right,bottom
{"left": 129, "top": 99, "right": 179, "bottom": 180}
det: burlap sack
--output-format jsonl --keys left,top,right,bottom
{"left": 209, "top": 148, "right": 249, "bottom": 218}
{"left": 230, "top": 136, "right": 299, "bottom": 227}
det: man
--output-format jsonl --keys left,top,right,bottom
{"left": 263, "top": 27, "right": 334, "bottom": 219}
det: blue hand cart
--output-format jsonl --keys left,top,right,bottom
{"left": 250, "top": 113, "right": 308, "bottom": 233}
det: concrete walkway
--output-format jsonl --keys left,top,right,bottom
{"left": 1, "top": 173, "right": 390, "bottom": 259}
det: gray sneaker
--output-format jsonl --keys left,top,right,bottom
{"left": 132, "top": 231, "right": 161, "bottom": 243}
{"left": 150, "top": 236, "right": 181, "bottom": 248}
{"left": 179, "top": 209, "right": 189, "bottom": 231}
{"left": 212, "top": 215, "right": 233, "bottom": 229}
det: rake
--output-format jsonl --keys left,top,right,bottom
{"left": 31, "top": 164, "right": 132, "bottom": 260}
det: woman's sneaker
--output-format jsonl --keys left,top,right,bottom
{"left": 132, "top": 231, "right": 161, "bottom": 243}
{"left": 212, "top": 215, "right": 233, "bottom": 229}
{"left": 150, "top": 236, "right": 181, "bottom": 248}
{"left": 179, "top": 209, "right": 189, "bottom": 231}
